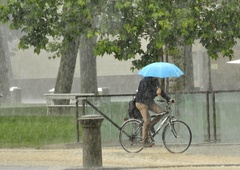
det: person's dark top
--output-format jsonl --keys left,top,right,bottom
{"left": 135, "top": 77, "right": 170, "bottom": 105}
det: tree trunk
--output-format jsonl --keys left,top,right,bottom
{"left": 184, "top": 45, "right": 194, "bottom": 92}
{"left": 0, "top": 26, "right": 10, "bottom": 101}
{"left": 169, "top": 1, "right": 195, "bottom": 92}
{"left": 79, "top": 35, "right": 98, "bottom": 94}
{"left": 170, "top": 43, "right": 185, "bottom": 92}
{"left": 55, "top": 38, "right": 80, "bottom": 93}
{"left": 53, "top": 37, "right": 80, "bottom": 113}
{"left": 170, "top": 44, "right": 194, "bottom": 117}
{"left": 170, "top": 44, "right": 194, "bottom": 92}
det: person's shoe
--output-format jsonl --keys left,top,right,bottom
{"left": 142, "top": 139, "right": 154, "bottom": 148}
{"left": 142, "top": 142, "right": 154, "bottom": 148}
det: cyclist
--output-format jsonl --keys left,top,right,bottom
{"left": 135, "top": 77, "right": 174, "bottom": 147}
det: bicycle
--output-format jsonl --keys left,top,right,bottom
{"left": 119, "top": 99, "right": 192, "bottom": 153}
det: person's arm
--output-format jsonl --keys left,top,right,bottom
{"left": 156, "top": 86, "right": 161, "bottom": 96}
{"left": 160, "top": 90, "right": 174, "bottom": 103}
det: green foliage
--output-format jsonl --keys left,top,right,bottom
{"left": 94, "top": 0, "right": 201, "bottom": 69}
{"left": 0, "top": 0, "right": 95, "bottom": 56}
{"left": 199, "top": 0, "right": 240, "bottom": 60}
{"left": 1, "top": 0, "right": 240, "bottom": 70}
{"left": 94, "top": 0, "right": 240, "bottom": 69}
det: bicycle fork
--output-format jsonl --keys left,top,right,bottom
{"left": 168, "top": 117, "right": 178, "bottom": 138}
{"left": 151, "top": 116, "right": 168, "bottom": 138}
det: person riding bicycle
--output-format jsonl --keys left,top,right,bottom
{"left": 135, "top": 77, "right": 174, "bottom": 148}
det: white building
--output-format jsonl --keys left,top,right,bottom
{"left": 8, "top": 39, "right": 240, "bottom": 103}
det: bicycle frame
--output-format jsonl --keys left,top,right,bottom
{"left": 152, "top": 114, "right": 170, "bottom": 138}
{"left": 121, "top": 114, "right": 171, "bottom": 141}
{"left": 119, "top": 100, "right": 192, "bottom": 153}
{"left": 121, "top": 101, "right": 174, "bottom": 142}
{"left": 150, "top": 101, "right": 177, "bottom": 138}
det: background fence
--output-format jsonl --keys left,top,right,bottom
{"left": 83, "top": 90, "right": 240, "bottom": 145}
{"left": 1, "top": 90, "right": 239, "bottom": 148}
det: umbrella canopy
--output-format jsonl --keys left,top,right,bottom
{"left": 138, "top": 62, "right": 184, "bottom": 78}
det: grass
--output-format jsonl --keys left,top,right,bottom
{"left": 0, "top": 101, "right": 129, "bottom": 148}
{"left": 0, "top": 106, "right": 77, "bottom": 148}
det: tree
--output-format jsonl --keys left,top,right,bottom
{"left": 80, "top": 35, "right": 98, "bottom": 94}
{"left": 0, "top": 0, "right": 98, "bottom": 97}
{"left": 199, "top": 0, "right": 240, "bottom": 60}
{"left": 95, "top": 1, "right": 199, "bottom": 66}
{"left": 79, "top": 4, "right": 100, "bottom": 94}
{"left": 0, "top": 25, "right": 10, "bottom": 100}
{"left": 94, "top": 0, "right": 240, "bottom": 91}
{"left": 1, "top": 0, "right": 240, "bottom": 97}
{"left": 94, "top": 0, "right": 201, "bottom": 91}
{"left": 0, "top": 0, "right": 10, "bottom": 101}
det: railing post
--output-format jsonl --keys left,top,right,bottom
{"left": 206, "top": 91, "right": 211, "bottom": 142}
{"left": 82, "top": 99, "right": 86, "bottom": 115}
{"left": 76, "top": 97, "right": 79, "bottom": 142}
{"left": 212, "top": 91, "right": 217, "bottom": 142}
{"left": 79, "top": 114, "right": 104, "bottom": 168}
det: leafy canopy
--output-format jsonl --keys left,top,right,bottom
{"left": 94, "top": 0, "right": 240, "bottom": 69}
{"left": 0, "top": 0, "right": 96, "bottom": 57}
{"left": 1, "top": 0, "right": 240, "bottom": 69}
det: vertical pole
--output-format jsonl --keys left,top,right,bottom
{"left": 76, "top": 97, "right": 79, "bottom": 143}
{"left": 206, "top": 91, "right": 210, "bottom": 142}
{"left": 82, "top": 99, "right": 86, "bottom": 115}
{"left": 212, "top": 91, "right": 217, "bottom": 142}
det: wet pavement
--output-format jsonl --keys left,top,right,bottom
{"left": 0, "top": 144, "right": 240, "bottom": 170}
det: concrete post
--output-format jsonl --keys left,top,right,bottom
{"left": 79, "top": 114, "right": 104, "bottom": 168}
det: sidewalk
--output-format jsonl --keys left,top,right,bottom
{"left": 0, "top": 144, "right": 239, "bottom": 170}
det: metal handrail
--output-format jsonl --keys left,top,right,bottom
{"left": 74, "top": 90, "right": 240, "bottom": 143}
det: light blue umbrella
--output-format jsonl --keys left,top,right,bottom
{"left": 138, "top": 62, "right": 184, "bottom": 78}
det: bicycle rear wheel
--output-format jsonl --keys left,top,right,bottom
{"left": 162, "top": 120, "right": 192, "bottom": 153}
{"left": 119, "top": 119, "right": 143, "bottom": 153}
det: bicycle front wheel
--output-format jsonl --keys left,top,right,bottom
{"left": 162, "top": 120, "right": 192, "bottom": 153}
{"left": 119, "top": 119, "right": 143, "bottom": 153}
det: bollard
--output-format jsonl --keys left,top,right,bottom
{"left": 79, "top": 114, "right": 104, "bottom": 168}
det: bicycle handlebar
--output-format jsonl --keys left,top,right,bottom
{"left": 156, "top": 99, "right": 174, "bottom": 112}
{"left": 156, "top": 99, "right": 174, "bottom": 104}
{"left": 157, "top": 99, "right": 166, "bottom": 103}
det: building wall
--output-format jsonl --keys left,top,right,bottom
{"left": 8, "top": 39, "right": 240, "bottom": 103}
{"left": 9, "top": 40, "right": 139, "bottom": 79}
{"left": 192, "top": 40, "right": 240, "bottom": 91}
{"left": 8, "top": 39, "right": 141, "bottom": 103}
